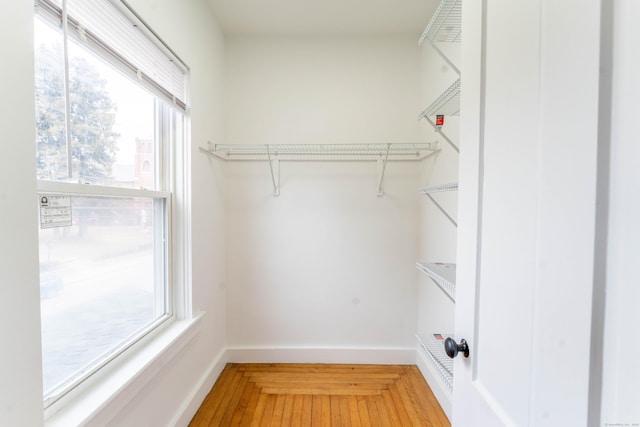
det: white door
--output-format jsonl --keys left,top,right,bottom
{"left": 452, "top": 1, "right": 605, "bottom": 425}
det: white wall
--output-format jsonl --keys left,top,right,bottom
{"left": 601, "top": 0, "right": 640, "bottom": 424}
{"left": 1, "top": 0, "right": 227, "bottom": 426}
{"left": 0, "top": 2, "right": 45, "bottom": 426}
{"left": 224, "top": 36, "right": 423, "bottom": 360}
{"left": 225, "top": 35, "right": 421, "bottom": 145}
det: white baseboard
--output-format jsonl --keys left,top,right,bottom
{"left": 226, "top": 347, "right": 416, "bottom": 365}
{"left": 416, "top": 350, "right": 452, "bottom": 421}
{"left": 171, "top": 347, "right": 229, "bottom": 427}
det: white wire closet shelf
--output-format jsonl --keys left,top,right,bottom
{"left": 199, "top": 143, "right": 440, "bottom": 197}
{"left": 419, "top": 0, "right": 462, "bottom": 45}
{"left": 419, "top": 78, "right": 461, "bottom": 119}
{"left": 416, "top": 333, "right": 454, "bottom": 392}
{"left": 202, "top": 143, "right": 439, "bottom": 161}
{"left": 418, "top": 182, "right": 458, "bottom": 194}
{"left": 417, "top": 262, "right": 456, "bottom": 302}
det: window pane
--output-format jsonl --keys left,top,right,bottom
{"left": 39, "top": 195, "right": 167, "bottom": 399}
{"left": 34, "top": 18, "right": 157, "bottom": 190}
{"left": 34, "top": 19, "right": 68, "bottom": 180}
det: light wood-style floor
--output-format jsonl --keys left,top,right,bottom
{"left": 189, "top": 363, "right": 450, "bottom": 426}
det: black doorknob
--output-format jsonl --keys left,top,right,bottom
{"left": 444, "top": 337, "right": 469, "bottom": 359}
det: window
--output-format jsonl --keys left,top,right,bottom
{"left": 34, "top": 0, "right": 189, "bottom": 408}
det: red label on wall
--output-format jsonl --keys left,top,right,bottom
{"left": 435, "top": 115, "right": 445, "bottom": 127}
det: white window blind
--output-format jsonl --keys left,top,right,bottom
{"left": 35, "top": 0, "right": 189, "bottom": 111}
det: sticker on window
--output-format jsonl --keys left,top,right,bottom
{"left": 39, "top": 195, "right": 72, "bottom": 229}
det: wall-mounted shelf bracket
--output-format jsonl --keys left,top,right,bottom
{"left": 266, "top": 146, "right": 280, "bottom": 196}
{"left": 423, "top": 38, "right": 460, "bottom": 76}
{"left": 419, "top": 182, "right": 458, "bottom": 227}
{"left": 376, "top": 144, "right": 391, "bottom": 197}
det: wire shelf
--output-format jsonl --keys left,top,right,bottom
{"left": 419, "top": 0, "right": 462, "bottom": 45}
{"left": 417, "top": 262, "right": 456, "bottom": 302}
{"left": 419, "top": 79, "right": 461, "bottom": 120}
{"left": 418, "top": 182, "right": 458, "bottom": 194}
{"left": 416, "top": 333, "right": 454, "bottom": 392}
{"left": 204, "top": 143, "right": 439, "bottom": 161}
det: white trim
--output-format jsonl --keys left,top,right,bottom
{"left": 45, "top": 312, "right": 205, "bottom": 427}
{"left": 169, "top": 348, "right": 229, "bottom": 427}
{"left": 226, "top": 347, "right": 416, "bottom": 365}
{"left": 37, "top": 180, "right": 170, "bottom": 199}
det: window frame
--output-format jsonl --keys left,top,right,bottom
{"left": 34, "top": 0, "right": 191, "bottom": 412}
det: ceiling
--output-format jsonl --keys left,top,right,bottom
{"left": 208, "top": 0, "right": 439, "bottom": 36}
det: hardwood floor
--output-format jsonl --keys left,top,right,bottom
{"left": 189, "top": 363, "right": 450, "bottom": 426}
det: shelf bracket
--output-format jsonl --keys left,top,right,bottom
{"left": 425, "top": 193, "right": 457, "bottom": 227}
{"left": 266, "top": 145, "right": 280, "bottom": 196}
{"left": 377, "top": 144, "right": 391, "bottom": 197}
{"left": 423, "top": 116, "right": 460, "bottom": 153}
{"left": 424, "top": 38, "right": 461, "bottom": 76}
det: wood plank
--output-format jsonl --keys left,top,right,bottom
{"left": 382, "top": 388, "right": 406, "bottom": 426}
{"left": 356, "top": 396, "right": 372, "bottom": 427}
{"left": 330, "top": 395, "right": 342, "bottom": 426}
{"left": 338, "top": 396, "right": 350, "bottom": 426}
{"left": 374, "top": 394, "right": 393, "bottom": 427}
{"left": 365, "top": 395, "right": 382, "bottom": 427}
{"left": 258, "top": 395, "right": 276, "bottom": 427}
{"left": 290, "top": 394, "right": 304, "bottom": 427}
{"left": 253, "top": 381, "right": 387, "bottom": 391}
{"left": 301, "top": 395, "right": 314, "bottom": 427}
{"left": 261, "top": 387, "right": 382, "bottom": 396}
{"left": 348, "top": 396, "right": 362, "bottom": 427}
{"left": 311, "top": 395, "right": 323, "bottom": 426}
{"left": 269, "top": 394, "right": 286, "bottom": 427}
{"left": 382, "top": 384, "right": 416, "bottom": 426}
{"left": 248, "top": 392, "right": 269, "bottom": 427}
{"left": 320, "top": 395, "right": 331, "bottom": 427}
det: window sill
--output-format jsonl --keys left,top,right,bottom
{"left": 44, "top": 311, "right": 205, "bottom": 427}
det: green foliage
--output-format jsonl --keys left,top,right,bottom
{"left": 35, "top": 42, "right": 119, "bottom": 184}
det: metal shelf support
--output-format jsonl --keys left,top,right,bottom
{"left": 266, "top": 145, "right": 280, "bottom": 196}
{"left": 419, "top": 182, "right": 458, "bottom": 226}
{"left": 426, "top": 193, "right": 457, "bottom": 227}
{"left": 424, "top": 38, "right": 460, "bottom": 76}
{"left": 377, "top": 144, "right": 391, "bottom": 197}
